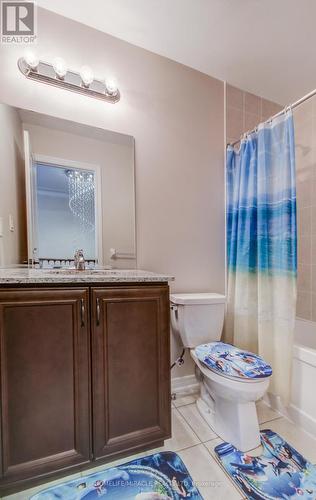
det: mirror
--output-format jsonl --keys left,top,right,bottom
{"left": 0, "top": 103, "right": 136, "bottom": 269}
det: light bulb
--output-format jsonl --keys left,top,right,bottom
{"left": 80, "top": 66, "right": 94, "bottom": 87}
{"left": 24, "top": 51, "right": 39, "bottom": 70}
{"left": 53, "top": 57, "right": 67, "bottom": 79}
{"left": 105, "top": 79, "right": 118, "bottom": 96}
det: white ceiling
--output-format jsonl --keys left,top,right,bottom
{"left": 37, "top": 0, "right": 316, "bottom": 105}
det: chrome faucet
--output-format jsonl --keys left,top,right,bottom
{"left": 74, "top": 249, "right": 86, "bottom": 270}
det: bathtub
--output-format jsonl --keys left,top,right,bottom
{"left": 263, "top": 318, "right": 316, "bottom": 436}
{"left": 289, "top": 318, "right": 316, "bottom": 437}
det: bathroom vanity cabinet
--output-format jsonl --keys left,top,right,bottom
{"left": 0, "top": 281, "right": 171, "bottom": 495}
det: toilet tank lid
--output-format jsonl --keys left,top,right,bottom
{"left": 170, "top": 293, "right": 226, "bottom": 305}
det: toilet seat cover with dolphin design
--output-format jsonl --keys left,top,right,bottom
{"left": 195, "top": 341, "right": 272, "bottom": 379}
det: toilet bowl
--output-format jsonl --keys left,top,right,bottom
{"left": 170, "top": 293, "right": 272, "bottom": 452}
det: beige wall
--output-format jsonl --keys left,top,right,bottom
{"left": 0, "top": 104, "right": 27, "bottom": 266}
{"left": 294, "top": 100, "right": 316, "bottom": 321}
{"left": 24, "top": 122, "right": 135, "bottom": 267}
{"left": 226, "top": 84, "right": 282, "bottom": 145}
{"left": 0, "top": 8, "right": 226, "bottom": 379}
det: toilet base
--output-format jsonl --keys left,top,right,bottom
{"left": 197, "top": 384, "right": 261, "bottom": 452}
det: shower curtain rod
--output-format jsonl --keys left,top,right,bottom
{"left": 229, "top": 86, "right": 316, "bottom": 147}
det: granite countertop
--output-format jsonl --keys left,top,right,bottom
{"left": 0, "top": 268, "right": 175, "bottom": 284}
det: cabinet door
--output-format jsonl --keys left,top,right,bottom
{"left": 91, "top": 286, "right": 171, "bottom": 459}
{"left": 0, "top": 288, "right": 90, "bottom": 487}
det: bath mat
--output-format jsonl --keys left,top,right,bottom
{"left": 30, "top": 451, "right": 202, "bottom": 499}
{"left": 215, "top": 429, "right": 316, "bottom": 499}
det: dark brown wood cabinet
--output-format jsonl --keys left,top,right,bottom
{"left": 0, "top": 283, "right": 170, "bottom": 495}
{"left": 0, "top": 288, "right": 91, "bottom": 491}
{"left": 91, "top": 286, "right": 170, "bottom": 459}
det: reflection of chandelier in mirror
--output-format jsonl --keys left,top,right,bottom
{"left": 65, "top": 169, "right": 95, "bottom": 232}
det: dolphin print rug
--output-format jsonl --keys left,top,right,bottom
{"left": 215, "top": 429, "right": 316, "bottom": 499}
{"left": 30, "top": 451, "right": 203, "bottom": 499}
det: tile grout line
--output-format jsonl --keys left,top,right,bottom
{"left": 172, "top": 406, "right": 203, "bottom": 445}
{"left": 259, "top": 415, "right": 283, "bottom": 426}
{"left": 175, "top": 443, "right": 245, "bottom": 499}
{"left": 176, "top": 405, "right": 217, "bottom": 444}
{"left": 173, "top": 400, "right": 199, "bottom": 409}
{"left": 200, "top": 441, "right": 246, "bottom": 499}
{"left": 175, "top": 438, "right": 245, "bottom": 499}
{"left": 173, "top": 442, "right": 204, "bottom": 454}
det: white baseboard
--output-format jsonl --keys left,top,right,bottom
{"left": 171, "top": 374, "right": 199, "bottom": 398}
{"left": 263, "top": 392, "right": 288, "bottom": 416}
{"left": 287, "top": 404, "right": 316, "bottom": 438}
{"left": 263, "top": 392, "right": 316, "bottom": 439}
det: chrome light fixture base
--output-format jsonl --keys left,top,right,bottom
{"left": 18, "top": 57, "right": 120, "bottom": 103}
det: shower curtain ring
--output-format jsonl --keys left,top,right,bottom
{"left": 284, "top": 105, "right": 292, "bottom": 114}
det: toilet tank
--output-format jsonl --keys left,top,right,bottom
{"left": 170, "top": 293, "right": 226, "bottom": 348}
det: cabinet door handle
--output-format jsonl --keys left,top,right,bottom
{"left": 96, "top": 297, "right": 100, "bottom": 326}
{"left": 80, "top": 298, "right": 85, "bottom": 327}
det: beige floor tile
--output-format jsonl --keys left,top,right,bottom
{"left": 173, "top": 393, "right": 199, "bottom": 408}
{"left": 178, "top": 444, "right": 243, "bottom": 500}
{"left": 164, "top": 408, "right": 200, "bottom": 451}
{"left": 3, "top": 472, "right": 81, "bottom": 500}
{"left": 256, "top": 400, "right": 281, "bottom": 424}
{"left": 260, "top": 417, "right": 316, "bottom": 463}
{"left": 204, "top": 437, "right": 224, "bottom": 457}
{"left": 178, "top": 403, "right": 217, "bottom": 442}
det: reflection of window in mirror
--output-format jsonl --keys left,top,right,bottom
{"left": 33, "top": 159, "right": 101, "bottom": 267}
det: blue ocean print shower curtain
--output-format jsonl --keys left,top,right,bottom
{"left": 226, "top": 111, "right": 297, "bottom": 403}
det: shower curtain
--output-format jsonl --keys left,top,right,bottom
{"left": 226, "top": 111, "right": 297, "bottom": 404}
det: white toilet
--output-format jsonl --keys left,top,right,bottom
{"left": 170, "top": 292, "right": 272, "bottom": 452}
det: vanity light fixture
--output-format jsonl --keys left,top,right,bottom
{"left": 24, "top": 51, "right": 39, "bottom": 70}
{"left": 18, "top": 53, "right": 120, "bottom": 103}
{"left": 80, "top": 65, "right": 94, "bottom": 88}
{"left": 105, "top": 79, "right": 118, "bottom": 96}
{"left": 52, "top": 57, "right": 68, "bottom": 80}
